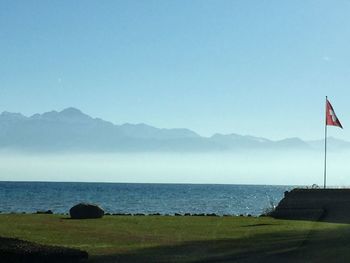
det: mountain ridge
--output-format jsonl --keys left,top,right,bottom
{"left": 0, "top": 108, "right": 347, "bottom": 152}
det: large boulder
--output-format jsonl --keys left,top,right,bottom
{"left": 69, "top": 203, "right": 104, "bottom": 219}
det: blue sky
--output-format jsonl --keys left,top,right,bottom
{"left": 1, "top": 0, "right": 350, "bottom": 140}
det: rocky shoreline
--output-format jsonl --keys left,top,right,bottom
{"left": 1, "top": 211, "right": 255, "bottom": 217}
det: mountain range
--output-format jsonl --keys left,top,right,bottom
{"left": 0, "top": 107, "right": 347, "bottom": 152}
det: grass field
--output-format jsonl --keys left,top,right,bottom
{"left": 0, "top": 214, "right": 350, "bottom": 262}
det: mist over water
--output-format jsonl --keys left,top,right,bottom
{"left": 0, "top": 150, "right": 349, "bottom": 186}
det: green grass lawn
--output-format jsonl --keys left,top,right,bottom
{"left": 0, "top": 214, "right": 349, "bottom": 262}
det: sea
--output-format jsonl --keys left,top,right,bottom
{"left": 0, "top": 182, "right": 294, "bottom": 216}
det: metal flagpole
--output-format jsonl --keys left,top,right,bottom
{"left": 324, "top": 96, "right": 328, "bottom": 189}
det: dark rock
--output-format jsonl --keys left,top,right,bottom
{"left": 206, "top": 213, "right": 217, "bottom": 217}
{"left": 36, "top": 210, "right": 53, "bottom": 215}
{"left": 184, "top": 213, "right": 191, "bottom": 216}
{"left": 193, "top": 213, "right": 205, "bottom": 216}
{"left": 0, "top": 237, "right": 88, "bottom": 263}
{"left": 69, "top": 203, "right": 104, "bottom": 219}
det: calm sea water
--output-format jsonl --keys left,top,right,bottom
{"left": 0, "top": 182, "right": 293, "bottom": 216}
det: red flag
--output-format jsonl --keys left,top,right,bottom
{"left": 326, "top": 99, "right": 343, "bottom": 128}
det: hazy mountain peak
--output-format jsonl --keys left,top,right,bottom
{"left": 307, "top": 137, "right": 350, "bottom": 151}
{"left": 42, "top": 110, "right": 58, "bottom": 117}
{"left": 29, "top": 111, "right": 57, "bottom": 120}
{"left": 278, "top": 137, "right": 304, "bottom": 142}
{"left": 211, "top": 133, "right": 268, "bottom": 142}
{"left": 121, "top": 123, "right": 152, "bottom": 128}
{"left": 119, "top": 122, "right": 199, "bottom": 139}
{"left": 0, "top": 111, "right": 27, "bottom": 120}
{"left": 275, "top": 137, "right": 310, "bottom": 149}
{"left": 60, "top": 107, "right": 85, "bottom": 116}
{"left": 58, "top": 108, "right": 92, "bottom": 122}
{"left": 211, "top": 133, "right": 240, "bottom": 138}
{"left": 29, "top": 108, "right": 92, "bottom": 122}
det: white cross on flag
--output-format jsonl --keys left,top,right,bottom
{"left": 326, "top": 99, "right": 343, "bottom": 128}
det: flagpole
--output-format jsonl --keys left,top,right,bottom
{"left": 324, "top": 96, "right": 328, "bottom": 189}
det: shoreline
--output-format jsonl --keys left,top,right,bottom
{"left": 0, "top": 211, "right": 257, "bottom": 217}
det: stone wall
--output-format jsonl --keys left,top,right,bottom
{"left": 270, "top": 188, "right": 350, "bottom": 222}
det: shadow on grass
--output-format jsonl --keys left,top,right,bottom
{"left": 0, "top": 237, "right": 88, "bottom": 263}
{"left": 88, "top": 226, "right": 350, "bottom": 263}
{"left": 60, "top": 218, "right": 99, "bottom": 221}
{"left": 241, "top": 223, "right": 277, "bottom": 227}
{"left": 272, "top": 212, "right": 350, "bottom": 224}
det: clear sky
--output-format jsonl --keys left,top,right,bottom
{"left": 1, "top": 0, "right": 350, "bottom": 140}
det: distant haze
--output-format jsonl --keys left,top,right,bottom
{"left": 0, "top": 151, "right": 349, "bottom": 186}
{"left": 0, "top": 108, "right": 349, "bottom": 186}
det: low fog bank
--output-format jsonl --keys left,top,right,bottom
{"left": 0, "top": 150, "right": 349, "bottom": 186}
